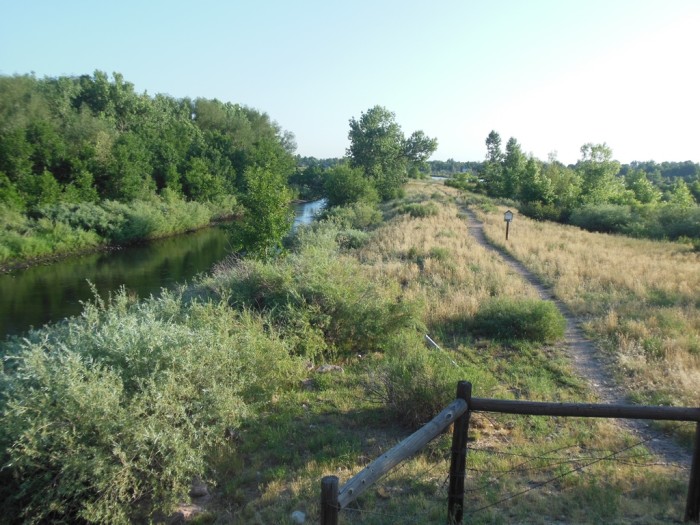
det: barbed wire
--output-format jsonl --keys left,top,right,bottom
{"left": 464, "top": 429, "right": 663, "bottom": 517}
{"left": 333, "top": 416, "right": 689, "bottom": 523}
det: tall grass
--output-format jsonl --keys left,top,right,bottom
{"left": 475, "top": 199, "right": 700, "bottom": 410}
{"left": 0, "top": 180, "right": 691, "bottom": 524}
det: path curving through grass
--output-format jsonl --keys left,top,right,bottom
{"left": 462, "top": 205, "right": 692, "bottom": 468}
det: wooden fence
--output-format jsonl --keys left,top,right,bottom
{"left": 320, "top": 380, "right": 700, "bottom": 524}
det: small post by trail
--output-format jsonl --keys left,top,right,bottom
{"left": 448, "top": 381, "right": 472, "bottom": 524}
{"left": 504, "top": 210, "right": 514, "bottom": 240}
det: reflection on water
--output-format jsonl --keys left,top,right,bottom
{"left": 0, "top": 199, "right": 325, "bottom": 339}
{"left": 293, "top": 199, "right": 326, "bottom": 229}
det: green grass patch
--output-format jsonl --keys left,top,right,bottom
{"left": 471, "top": 297, "right": 567, "bottom": 343}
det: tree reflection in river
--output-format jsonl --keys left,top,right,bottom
{"left": 0, "top": 199, "right": 325, "bottom": 339}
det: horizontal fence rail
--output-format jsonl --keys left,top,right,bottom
{"left": 320, "top": 381, "right": 700, "bottom": 524}
{"left": 470, "top": 397, "right": 700, "bottom": 421}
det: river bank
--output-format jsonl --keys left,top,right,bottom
{"left": 0, "top": 199, "right": 324, "bottom": 339}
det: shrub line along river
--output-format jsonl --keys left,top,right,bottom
{"left": 0, "top": 199, "right": 326, "bottom": 340}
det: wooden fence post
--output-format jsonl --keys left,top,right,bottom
{"left": 685, "top": 422, "right": 700, "bottom": 522}
{"left": 321, "top": 475, "right": 339, "bottom": 525}
{"left": 448, "top": 381, "right": 472, "bottom": 524}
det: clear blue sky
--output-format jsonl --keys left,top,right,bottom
{"left": 1, "top": 0, "right": 698, "bottom": 164}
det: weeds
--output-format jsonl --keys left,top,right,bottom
{"left": 0, "top": 180, "right": 692, "bottom": 524}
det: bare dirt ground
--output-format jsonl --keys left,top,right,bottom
{"left": 462, "top": 206, "right": 693, "bottom": 469}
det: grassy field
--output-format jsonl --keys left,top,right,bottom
{"left": 203, "top": 181, "right": 691, "bottom": 523}
{"left": 472, "top": 194, "right": 700, "bottom": 440}
{"left": 0, "top": 180, "right": 693, "bottom": 524}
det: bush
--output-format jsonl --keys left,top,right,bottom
{"left": 320, "top": 201, "right": 382, "bottom": 230}
{"left": 519, "top": 201, "right": 563, "bottom": 222}
{"left": 205, "top": 224, "right": 424, "bottom": 358}
{"left": 397, "top": 201, "right": 439, "bottom": 218}
{"left": 323, "top": 164, "right": 379, "bottom": 207}
{"left": 471, "top": 298, "right": 566, "bottom": 343}
{"left": 366, "top": 333, "right": 476, "bottom": 428}
{"left": 0, "top": 289, "right": 303, "bottom": 524}
{"left": 657, "top": 205, "right": 700, "bottom": 240}
{"left": 569, "top": 204, "right": 632, "bottom": 234}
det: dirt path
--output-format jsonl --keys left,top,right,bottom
{"left": 463, "top": 206, "right": 692, "bottom": 468}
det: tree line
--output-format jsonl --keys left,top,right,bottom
{"left": 0, "top": 71, "right": 295, "bottom": 262}
{"left": 451, "top": 131, "right": 699, "bottom": 243}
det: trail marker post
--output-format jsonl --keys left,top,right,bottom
{"left": 504, "top": 210, "right": 514, "bottom": 240}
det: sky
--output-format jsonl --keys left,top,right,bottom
{"left": 1, "top": 0, "right": 699, "bottom": 165}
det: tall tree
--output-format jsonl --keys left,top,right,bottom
{"left": 483, "top": 130, "right": 504, "bottom": 196}
{"left": 576, "top": 143, "right": 623, "bottom": 204}
{"left": 503, "top": 137, "right": 526, "bottom": 198}
{"left": 347, "top": 105, "right": 436, "bottom": 200}
{"left": 520, "top": 156, "right": 553, "bottom": 205}
{"left": 237, "top": 166, "right": 294, "bottom": 258}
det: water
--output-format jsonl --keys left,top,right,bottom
{"left": 0, "top": 199, "right": 326, "bottom": 339}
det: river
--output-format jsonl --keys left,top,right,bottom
{"left": 0, "top": 199, "right": 326, "bottom": 339}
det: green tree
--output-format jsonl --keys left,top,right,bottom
{"left": 483, "top": 130, "right": 504, "bottom": 196}
{"left": 324, "top": 164, "right": 379, "bottom": 207}
{"left": 238, "top": 166, "right": 294, "bottom": 257}
{"left": 503, "top": 137, "right": 526, "bottom": 198}
{"left": 666, "top": 179, "right": 696, "bottom": 208}
{"left": 347, "top": 106, "right": 436, "bottom": 200}
{"left": 520, "top": 156, "right": 554, "bottom": 205}
{"left": 542, "top": 153, "right": 581, "bottom": 214}
{"left": 624, "top": 169, "right": 661, "bottom": 204}
{"left": 576, "top": 143, "right": 622, "bottom": 204}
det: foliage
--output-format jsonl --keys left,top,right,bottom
{"left": 0, "top": 72, "right": 296, "bottom": 263}
{"left": 569, "top": 204, "right": 633, "bottom": 234}
{"left": 323, "top": 163, "right": 379, "bottom": 207}
{"left": 319, "top": 201, "right": 383, "bottom": 230}
{"left": 365, "top": 332, "right": 465, "bottom": 428}
{"left": 346, "top": 106, "right": 437, "bottom": 200}
{"left": 236, "top": 166, "right": 294, "bottom": 258}
{"left": 204, "top": 221, "right": 424, "bottom": 359}
{"left": 0, "top": 289, "right": 304, "bottom": 523}
{"left": 396, "top": 201, "right": 440, "bottom": 218}
{"left": 471, "top": 297, "right": 566, "bottom": 342}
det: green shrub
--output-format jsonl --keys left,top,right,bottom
{"left": 320, "top": 201, "right": 382, "bottom": 229}
{"left": 366, "top": 333, "right": 471, "bottom": 428}
{"left": 519, "top": 201, "right": 563, "bottom": 222}
{"left": 397, "top": 201, "right": 439, "bottom": 218}
{"left": 471, "top": 298, "right": 566, "bottom": 343}
{"left": 205, "top": 224, "right": 424, "bottom": 358}
{"left": 335, "top": 228, "right": 370, "bottom": 249}
{"left": 323, "top": 164, "right": 379, "bottom": 207}
{"left": 569, "top": 204, "right": 632, "bottom": 234}
{"left": 0, "top": 289, "right": 303, "bottom": 524}
{"left": 657, "top": 205, "right": 700, "bottom": 240}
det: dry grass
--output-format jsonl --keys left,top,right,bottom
{"left": 474, "top": 198, "right": 700, "bottom": 409}
{"left": 357, "top": 182, "right": 538, "bottom": 333}
{"left": 203, "top": 181, "right": 691, "bottom": 524}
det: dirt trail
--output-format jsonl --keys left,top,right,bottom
{"left": 462, "top": 206, "right": 692, "bottom": 469}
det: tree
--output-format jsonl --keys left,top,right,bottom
{"left": 323, "top": 164, "right": 378, "bottom": 207}
{"left": 347, "top": 106, "right": 436, "bottom": 200}
{"left": 666, "top": 179, "right": 696, "bottom": 208}
{"left": 237, "top": 166, "right": 294, "bottom": 258}
{"left": 503, "top": 137, "right": 526, "bottom": 198}
{"left": 482, "top": 130, "right": 504, "bottom": 196}
{"left": 576, "top": 143, "right": 622, "bottom": 204}
{"left": 624, "top": 169, "right": 661, "bottom": 204}
{"left": 542, "top": 153, "right": 581, "bottom": 214}
{"left": 520, "top": 156, "right": 553, "bottom": 205}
